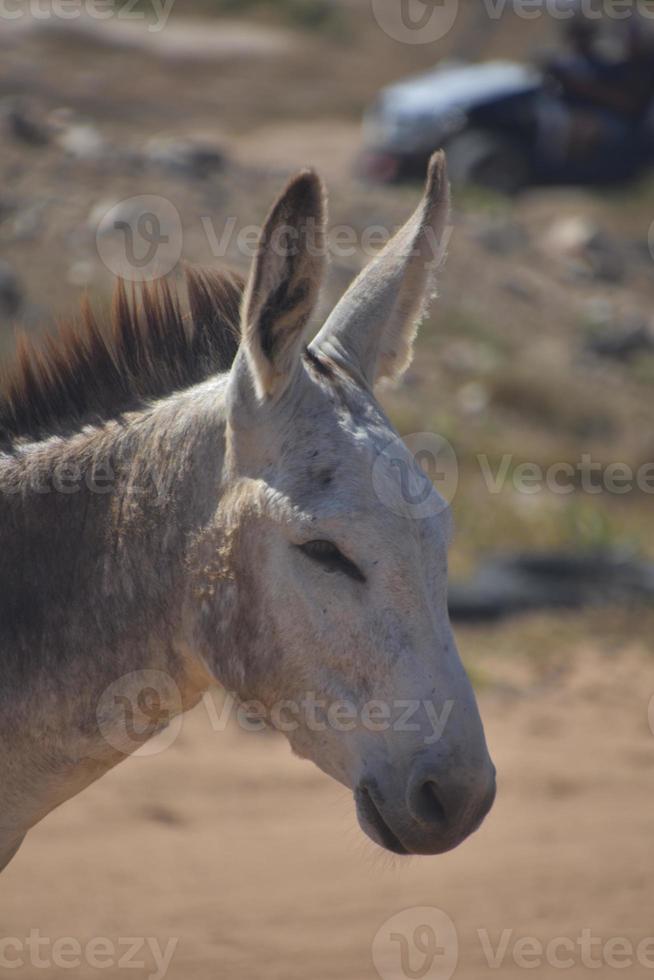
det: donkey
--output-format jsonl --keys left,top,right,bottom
{"left": 0, "top": 152, "right": 495, "bottom": 872}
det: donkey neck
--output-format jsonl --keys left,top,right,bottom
{"left": 0, "top": 377, "right": 230, "bottom": 839}
{"left": 0, "top": 374, "right": 232, "bottom": 691}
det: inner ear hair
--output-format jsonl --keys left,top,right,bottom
{"left": 241, "top": 169, "right": 327, "bottom": 400}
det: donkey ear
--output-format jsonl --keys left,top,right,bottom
{"left": 240, "top": 169, "right": 327, "bottom": 400}
{"left": 311, "top": 151, "right": 450, "bottom": 387}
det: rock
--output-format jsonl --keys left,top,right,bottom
{"left": 542, "top": 215, "right": 597, "bottom": 255}
{"left": 586, "top": 316, "right": 654, "bottom": 361}
{"left": 0, "top": 97, "right": 50, "bottom": 147}
{"left": 448, "top": 551, "right": 654, "bottom": 622}
{"left": 473, "top": 218, "right": 529, "bottom": 255}
{"left": 56, "top": 123, "right": 105, "bottom": 160}
{"left": 543, "top": 217, "right": 625, "bottom": 283}
{"left": 144, "top": 137, "right": 226, "bottom": 179}
{"left": 0, "top": 261, "right": 23, "bottom": 317}
{"left": 51, "top": 111, "right": 141, "bottom": 169}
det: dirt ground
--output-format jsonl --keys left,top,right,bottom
{"left": 3, "top": 618, "right": 654, "bottom": 980}
{"left": 1, "top": 5, "right": 654, "bottom": 978}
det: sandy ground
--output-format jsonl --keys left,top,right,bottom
{"left": 2, "top": 634, "right": 653, "bottom": 980}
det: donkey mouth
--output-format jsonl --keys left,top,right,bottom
{"left": 355, "top": 785, "right": 409, "bottom": 856}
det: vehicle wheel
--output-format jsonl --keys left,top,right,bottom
{"left": 446, "top": 130, "right": 530, "bottom": 194}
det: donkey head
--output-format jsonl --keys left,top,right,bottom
{"left": 195, "top": 154, "right": 495, "bottom": 856}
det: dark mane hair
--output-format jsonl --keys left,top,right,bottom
{"left": 0, "top": 267, "right": 245, "bottom": 446}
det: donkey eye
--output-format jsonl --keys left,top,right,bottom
{"left": 297, "top": 540, "right": 365, "bottom": 583}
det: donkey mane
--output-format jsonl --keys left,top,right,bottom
{"left": 0, "top": 268, "right": 245, "bottom": 447}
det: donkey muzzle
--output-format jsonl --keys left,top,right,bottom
{"left": 355, "top": 759, "right": 496, "bottom": 856}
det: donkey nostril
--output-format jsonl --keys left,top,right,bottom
{"left": 411, "top": 778, "right": 447, "bottom": 828}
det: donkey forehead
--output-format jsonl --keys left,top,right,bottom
{"left": 278, "top": 368, "right": 392, "bottom": 481}
{"left": 271, "top": 369, "right": 453, "bottom": 549}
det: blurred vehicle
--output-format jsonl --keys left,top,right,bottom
{"left": 361, "top": 59, "right": 654, "bottom": 192}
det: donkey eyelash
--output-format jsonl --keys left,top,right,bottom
{"left": 296, "top": 540, "right": 366, "bottom": 583}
